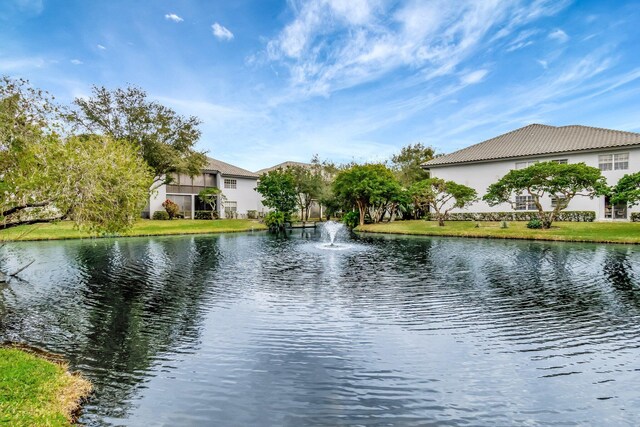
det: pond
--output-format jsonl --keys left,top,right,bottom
{"left": 1, "top": 231, "right": 639, "bottom": 426}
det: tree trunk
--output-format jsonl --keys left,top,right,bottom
{"left": 357, "top": 201, "right": 366, "bottom": 226}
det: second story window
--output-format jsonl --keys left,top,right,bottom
{"left": 515, "top": 161, "right": 537, "bottom": 170}
{"left": 224, "top": 178, "right": 237, "bottom": 189}
{"left": 599, "top": 153, "right": 629, "bottom": 171}
{"left": 551, "top": 159, "right": 568, "bottom": 164}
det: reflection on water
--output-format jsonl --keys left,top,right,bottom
{"left": 1, "top": 232, "right": 639, "bottom": 426}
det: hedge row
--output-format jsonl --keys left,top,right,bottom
{"left": 632, "top": 212, "right": 640, "bottom": 222}
{"left": 425, "top": 210, "right": 596, "bottom": 222}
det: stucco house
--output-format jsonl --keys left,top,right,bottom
{"left": 147, "top": 157, "right": 261, "bottom": 219}
{"left": 422, "top": 124, "right": 640, "bottom": 220}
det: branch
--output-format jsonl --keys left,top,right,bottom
{"left": 2, "top": 201, "right": 51, "bottom": 217}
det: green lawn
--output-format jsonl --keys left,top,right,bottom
{"left": 0, "top": 219, "right": 267, "bottom": 242}
{"left": 0, "top": 347, "right": 92, "bottom": 427}
{"left": 357, "top": 220, "right": 640, "bottom": 244}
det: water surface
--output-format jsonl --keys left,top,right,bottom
{"left": 0, "top": 231, "right": 639, "bottom": 426}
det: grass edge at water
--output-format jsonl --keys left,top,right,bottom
{"left": 0, "top": 345, "right": 92, "bottom": 426}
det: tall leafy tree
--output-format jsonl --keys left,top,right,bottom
{"left": 413, "top": 178, "right": 477, "bottom": 226}
{"left": 1, "top": 77, "right": 153, "bottom": 232}
{"left": 332, "top": 164, "right": 402, "bottom": 226}
{"left": 68, "top": 85, "right": 206, "bottom": 189}
{"left": 256, "top": 169, "right": 298, "bottom": 221}
{"left": 391, "top": 143, "right": 436, "bottom": 187}
{"left": 289, "top": 164, "right": 323, "bottom": 220}
{"left": 483, "top": 161, "right": 607, "bottom": 228}
{"left": 198, "top": 187, "right": 223, "bottom": 219}
{"left": 611, "top": 172, "right": 640, "bottom": 207}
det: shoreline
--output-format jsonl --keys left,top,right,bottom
{"left": 0, "top": 343, "right": 92, "bottom": 426}
{"left": 0, "top": 219, "right": 268, "bottom": 243}
{"left": 356, "top": 220, "right": 640, "bottom": 245}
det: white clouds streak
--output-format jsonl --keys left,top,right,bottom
{"left": 212, "top": 23, "right": 234, "bottom": 41}
{"left": 165, "top": 13, "right": 184, "bottom": 23}
{"left": 264, "top": 0, "right": 571, "bottom": 97}
{"left": 549, "top": 29, "right": 569, "bottom": 42}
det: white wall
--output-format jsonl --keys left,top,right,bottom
{"left": 149, "top": 177, "right": 167, "bottom": 217}
{"left": 428, "top": 147, "right": 640, "bottom": 220}
{"left": 220, "top": 175, "right": 261, "bottom": 215}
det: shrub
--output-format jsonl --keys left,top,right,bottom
{"left": 342, "top": 211, "right": 359, "bottom": 229}
{"left": 425, "top": 211, "right": 596, "bottom": 222}
{"left": 264, "top": 211, "right": 286, "bottom": 231}
{"left": 631, "top": 212, "right": 640, "bottom": 222}
{"left": 194, "top": 210, "right": 217, "bottom": 220}
{"left": 422, "top": 212, "right": 432, "bottom": 221}
{"left": 500, "top": 220, "right": 508, "bottom": 229}
{"left": 162, "top": 199, "right": 180, "bottom": 219}
{"left": 247, "top": 210, "right": 258, "bottom": 219}
{"left": 152, "top": 210, "right": 169, "bottom": 220}
{"left": 527, "top": 219, "right": 543, "bottom": 229}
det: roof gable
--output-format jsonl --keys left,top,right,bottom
{"left": 423, "top": 124, "right": 640, "bottom": 167}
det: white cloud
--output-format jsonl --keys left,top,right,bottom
{"left": 165, "top": 13, "right": 184, "bottom": 23}
{"left": 548, "top": 29, "right": 569, "bottom": 42}
{"left": 537, "top": 59, "right": 548, "bottom": 69}
{"left": 461, "top": 69, "right": 489, "bottom": 85}
{"left": 97, "top": 44, "right": 107, "bottom": 50}
{"left": 212, "top": 23, "right": 234, "bottom": 41}
{"left": 0, "top": 56, "right": 45, "bottom": 71}
{"left": 263, "top": 0, "right": 571, "bottom": 98}
{"left": 70, "top": 59, "right": 83, "bottom": 65}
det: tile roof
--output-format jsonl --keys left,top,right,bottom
{"left": 255, "top": 161, "right": 312, "bottom": 175}
{"left": 204, "top": 157, "right": 259, "bottom": 178}
{"left": 423, "top": 124, "right": 640, "bottom": 167}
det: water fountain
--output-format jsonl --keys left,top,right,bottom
{"left": 318, "top": 221, "right": 350, "bottom": 250}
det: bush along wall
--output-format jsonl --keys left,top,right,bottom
{"left": 631, "top": 212, "right": 640, "bottom": 222}
{"left": 426, "top": 211, "right": 596, "bottom": 222}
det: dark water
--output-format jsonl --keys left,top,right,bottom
{"left": 1, "top": 231, "right": 639, "bottom": 426}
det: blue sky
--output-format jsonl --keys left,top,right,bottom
{"left": 2, "top": 0, "right": 640, "bottom": 171}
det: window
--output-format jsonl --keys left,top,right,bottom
{"left": 515, "top": 195, "right": 536, "bottom": 211}
{"left": 551, "top": 195, "right": 567, "bottom": 208}
{"left": 552, "top": 159, "right": 568, "bottom": 164}
{"left": 515, "top": 160, "right": 537, "bottom": 170}
{"left": 614, "top": 153, "right": 629, "bottom": 170}
{"left": 224, "top": 201, "right": 237, "bottom": 213}
{"left": 204, "top": 173, "right": 216, "bottom": 187}
{"left": 224, "top": 178, "right": 237, "bottom": 189}
{"left": 599, "top": 153, "right": 629, "bottom": 171}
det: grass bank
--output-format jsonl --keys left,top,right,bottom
{"left": 357, "top": 220, "right": 640, "bottom": 244}
{"left": 0, "top": 346, "right": 92, "bottom": 426}
{"left": 0, "top": 219, "right": 267, "bottom": 242}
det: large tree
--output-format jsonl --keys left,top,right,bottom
{"left": 256, "top": 169, "right": 298, "bottom": 221}
{"left": 68, "top": 85, "right": 206, "bottom": 189}
{"left": 289, "top": 165, "right": 323, "bottom": 221}
{"left": 332, "top": 163, "right": 402, "bottom": 226}
{"left": 1, "top": 77, "right": 153, "bottom": 232}
{"left": 412, "top": 178, "right": 477, "bottom": 226}
{"left": 483, "top": 161, "right": 607, "bottom": 228}
{"left": 610, "top": 172, "right": 640, "bottom": 207}
{"left": 391, "top": 143, "right": 436, "bottom": 187}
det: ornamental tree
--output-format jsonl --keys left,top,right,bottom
{"left": 610, "top": 172, "right": 640, "bottom": 207}
{"left": 412, "top": 178, "right": 477, "bottom": 226}
{"left": 289, "top": 165, "right": 323, "bottom": 221}
{"left": 332, "top": 163, "right": 402, "bottom": 226}
{"left": 1, "top": 78, "right": 153, "bottom": 232}
{"left": 198, "top": 187, "right": 223, "bottom": 219}
{"left": 390, "top": 142, "right": 436, "bottom": 187}
{"left": 68, "top": 85, "right": 207, "bottom": 189}
{"left": 256, "top": 169, "right": 298, "bottom": 221}
{"left": 483, "top": 161, "right": 607, "bottom": 228}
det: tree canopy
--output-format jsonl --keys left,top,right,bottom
{"left": 256, "top": 169, "right": 298, "bottom": 221}
{"left": 332, "top": 163, "right": 402, "bottom": 226}
{"left": 411, "top": 178, "right": 477, "bottom": 226}
{"left": 390, "top": 143, "right": 435, "bottom": 187}
{"left": 483, "top": 161, "right": 607, "bottom": 228}
{"left": 610, "top": 172, "right": 640, "bottom": 207}
{"left": 289, "top": 164, "right": 323, "bottom": 220}
{"left": 68, "top": 85, "right": 206, "bottom": 188}
{"left": 1, "top": 77, "right": 153, "bottom": 232}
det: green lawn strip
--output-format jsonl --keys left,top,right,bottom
{"left": 357, "top": 220, "right": 640, "bottom": 244}
{"left": 0, "top": 219, "right": 267, "bottom": 242}
{"left": 0, "top": 347, "right": 92, "bottom": 427}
